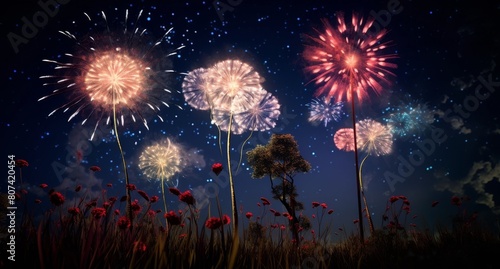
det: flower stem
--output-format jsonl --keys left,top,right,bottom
{"left": 349, "top": 81, "right": 365, "bottom": 242}
{"left": 226, "top": 111, "right": 239, "bottom": 268}
{"left": 112, "top": 92, "right": 133, "bottom": 230}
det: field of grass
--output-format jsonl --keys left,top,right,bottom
{"left": 3, "top": 183, "right": 499, "bottom": 269}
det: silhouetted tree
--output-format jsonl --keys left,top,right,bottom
{"left": 247, "top": 134, "right": 311, "bottom": 243}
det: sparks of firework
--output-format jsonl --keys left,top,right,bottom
{"left": 138, "top": 138, "right": 184, "bottom": 184}
{"left": 183, "top": 59, "right": 280, "bottom": 134}
{"left": 307, "top": 96, "right": 344, "bottom": 127}
{"left": 182, "top": 67, "right": 213, "bottom": 111}
{"left": 383, "top": 99, "right": 435, "bottom": 138}
{"left": 356, "top": 119, "right": 393, "bottom": 156}
{"left": 39, "top": 9, "right": 184, "bottom": 140}
{"left": 208, "top": 59, "right": 266, "bottom": 113}
{"left": 334, "top": 128, "right": 355, "bottom": 152}
{"left": 302, "top": 13, "right": 397, "bottom": 104}
{"left": 233, "top": 91, "right": 281, "bottom": 132}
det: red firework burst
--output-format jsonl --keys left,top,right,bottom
{"left": 302, "top": 13, "right": 397, "bottom": 104}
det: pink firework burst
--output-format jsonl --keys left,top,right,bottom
{"left": 39, "top": 9, "right": 184, "bottom": 139}
{"left": 333, "top": 128, "right": 355, "bottom": 152}
{"left": 302, "top": 13, "right": 397, "bottom": 104}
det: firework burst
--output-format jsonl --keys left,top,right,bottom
{"left": 333, "top": 128, "right": 355, "bottom": 152}
{"left": 302, "top": 13, "right": 397, "bottom": 104}
{"left": 233, "top": 91, "right": 281, "bottom": 132}
{"left": 182, "top": 59, "right": 280, "bottom": 237}
{"left": 138, "top": 138, "right": 184, "bottom": 185}
{"left": 138, "top": 138, "right": 187, "bottom": 217}
{"left": 384, "top": 98, "right": 435, "bottom": 138}
{"left": 182, "top": 67, "right": 213, "bottom": 111}
{"left": 307, "top": 96, "right": 344, "bottom": 127}
{"left": 208, "top": 59, "right": 266, "bottom": 113}
{"left": 356, "top": 119, "right": 393, "bottom": 156}
{"left": 39, "top": 9, "right": 184, "bottom": 139}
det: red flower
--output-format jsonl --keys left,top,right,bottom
{"left": 431, "top": 201, "right": 439, "bottom": 207}
{"left": 133, "top": 241, "right": 147, "bottom": 252}
{"left": 205, "top": 217, "right": 222, "bottom": 230}
{"left": 91, "top": 207, "right": 107, "bottom": 219}
{"left": 39, "top": 183, "right": 48, "bottom": 188}
{"left": 49, "top": 191, "right": 65, "bottom": 206}
{"left": 102, "top": 202, "right": 111, "bottom": 209}
{"left": 137, "top": 190, "right": 149, "bottom": 202}
{"left": 222, "top": 214, "right": 231, "bottom": 225}
{"left": 89, "top": 165, "right": 101, "bottom": 172}
{"left": 353, "top": 219, "right": 359, "bottom": 224}
{"left": 85, "top": 200, "right": 97, "bottom": 208}
{"left": 114, "top": 209, "right": 120, "bottom": 215}
{"left": 205, "top": 215, "right": 230, "bottom": 229}
{"left": 169, "top": 187, "right": 181, "bottom": 196}
{"left": 34, "top": 199, "right": 42, "bottom": 204}
{"left": 131, "top": 200, "right": 142, "bottom": 214}
{"left": 179, "top": 190, "right": 195, "bottom": 205}
{"left": 120, "top": 196, "right": 127, "bottom": 202}
{"left": 320, "top": 203, "right": 327, "bottom": 209}
{"left": 451, "top": 196, "right": 462, "bottom": 207}
{"left": 211, "top": 162, "right": 223, "bottom": 176}
{"left": 245, "top": 212, "right": 253, "bottom": 219}
{"left": 68, "top": 207, "right": 80, "bottom": 216}
{"left": 107, "top": 183, "right": 113, "bottom": 188}
{"left": 260, "top": 197, "right": 271, "bottom": 206}
{"left": 327, "top": 209, "right": 334, "bottom": 215}
{"left": 389, "top": 196, "right": 399, "bottom": 203}
{"left": 312, "top": 201, "right": 320, "bottom": 208}
{"left": 15, "top": 159, "right": 29, "bottom": 168}
{"left": 126, "top": 184, "right": 137, "bottom": 191}
{"left": 164, "top": 210, "right": 182, "bottom": 225}
{"left": 117, "top": 216, "right": 131, "bottom": 230}
{"left": 147, "top": 210, "right": 156, "bottom": 217}
{"left": 150, "top": 196, "right": 159, "bottom": 203}
{"left": 75, "top": 185, "right": 82, "bottom": 192}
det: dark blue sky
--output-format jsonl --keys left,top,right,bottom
{"left": 2, "top": 0, "right": 500, "bottom": 238}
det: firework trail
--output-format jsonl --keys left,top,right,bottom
{"left": 39, "top": 8, "right": 184, "bottom": 228}
{"left": 182, "top": 59, "right": 280, "bottom": 256}
{"left": 302, "top": 12, "right": 398, "bottom": 241}
{"left": 307, "top": 96, "right": 344, "bottom": 127}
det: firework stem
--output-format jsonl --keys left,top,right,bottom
{"left": 112, "top": 91, "right": 133, "bottom": 230}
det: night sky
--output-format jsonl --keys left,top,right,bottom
{"left": 2, "top": 0, "right": 500, "bottom": 238}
